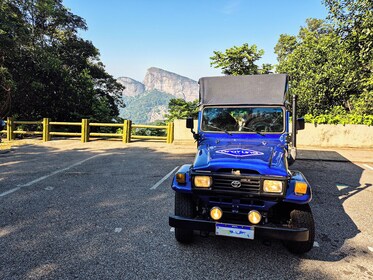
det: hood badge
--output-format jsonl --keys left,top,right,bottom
{"left": 231, "top": 180, "right": 241, "bottom": 188}
{"left": 216, "top": 148, "right": 264, "bottom": 157}
{"left": 232, "top": 169, "right": 241, "bottom": 175}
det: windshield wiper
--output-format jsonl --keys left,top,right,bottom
{"left": 240, "top": 126, "right": 265, "bottom": 136}
{"left": 206, "top": 124, "right": 232, "bottom": 136}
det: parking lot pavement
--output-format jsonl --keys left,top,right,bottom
{"left": 0, "top": 140, "right": 373, "bottom": 279}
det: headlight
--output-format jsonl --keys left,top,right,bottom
{"left": 295, "top": 181, "right": 307, "bottom": 195}
{"left": 176, "top": 173, "right": 186, "bottom": 184}
{"left": 263, "top": 180, "right": 283, "bottom": 193}
{"left": 194, "top": 176, "right": 212, "bottom": 188}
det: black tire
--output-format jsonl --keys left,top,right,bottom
{"left": 284, "top": 205, "right": 315, "bottom": 254}
{"left": 174, "top": 192, "right": 195, "bottom": 244}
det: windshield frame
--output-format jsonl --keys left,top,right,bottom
{"left": 200, "top": 105, "right": 286, "bottom": 134}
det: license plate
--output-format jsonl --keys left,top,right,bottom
{"left": 216, "top": 223, "right": 254, "bottom": 240}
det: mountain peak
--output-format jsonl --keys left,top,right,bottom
{"left": 117, "top": 77, "right": 145, "bottom": 97}
{"left": 118, "top": 67, "right": 199, "bottom": 123}
{"left": 143, "top": 67, "right": 198, "bottom": 101}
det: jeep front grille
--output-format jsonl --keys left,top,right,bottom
{"left": 213, "top": 175, "right": 261, "bottom": 194}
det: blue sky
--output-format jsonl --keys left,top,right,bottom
{"left": 63, "top": 0, "right": 328, "bottom": 82}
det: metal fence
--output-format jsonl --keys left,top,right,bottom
{"left": 0, "top": 117, "right": 174, "bottom": 144}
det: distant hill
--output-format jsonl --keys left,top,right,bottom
{"left": 117, "top": 67, "right": 198, "bottom": 123}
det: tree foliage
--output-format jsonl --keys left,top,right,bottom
{"left": 0, "top": 0, "right": 124, "bottom": 122}
{"left": 121, "top": 90, "right": 174, "bottom": 124}
{"left": 165, "top": 98, "right": 199, "bottom": 122}
{"left": 275, "top": 1, "right": 372, "bottom": 117}
{"left": 210, "top": 43, "right": 272, "bottom": 75}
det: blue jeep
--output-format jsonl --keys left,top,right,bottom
{"left": 169, "top": 74, "right": 315, "bottom": 254}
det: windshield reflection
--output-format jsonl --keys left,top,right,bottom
{"left": 201, "top": 107, "right": 284, "bottom": 133}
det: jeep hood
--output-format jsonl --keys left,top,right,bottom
{"left": 193, "top": 141, "right": 288, "bottom": 177}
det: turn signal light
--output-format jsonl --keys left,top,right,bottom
{"left": 295, "top": 181, "right": 308, "bottom": 195}
{"left": 176, "top": 173, "right": 186, "bottom": 184}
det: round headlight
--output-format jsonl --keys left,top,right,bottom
{"left": 248, "top": 210, "right": 262, "bottom": 224}
{"left": 210, "top": 207, "right": 223, "bottom": 221}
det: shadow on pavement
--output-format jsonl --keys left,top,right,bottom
{"left": 294, "top": 150, "right": 365, "bottom": 261}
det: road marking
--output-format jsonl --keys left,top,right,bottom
{"left": 336, "top": 184, "right": 350, "bottom": 191}
{"left": 363, "top": 164, "right": 373, "bottom": 171}
{"left": 0, "top": 153, "right": 110, "bottom": 198}
{"left": 0, "top": 187, "right": 20, "bottom": 197}
{"left": 150, "top": 166, "right": 179, "bottom": 190}
{"left": 114, "top": 228, "right": 122, "bottom": 233}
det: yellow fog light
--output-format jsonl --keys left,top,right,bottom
{"left": 248, "top": 210, "right": 262, "bottom": 224}
{"left": 263, "top": 180, "right": 283, "bottom": 193}
{"left": 210, "top": 207, "right": 223, "bottom": 221}
{"left": 176, "top": 173, "right": 186, "bottom": 184}
{"left": 194, "top": 176, "right": 212, "bottom": 188}
{"left": 295, "top": 181, "right": 308, "bottom": 195}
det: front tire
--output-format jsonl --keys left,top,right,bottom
{"left": 174, "top": 192, "right": 195, "bottom": 244}
{"left": 284, "top": 205, "right": 315, "bottom": 254}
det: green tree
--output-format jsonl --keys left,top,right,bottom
{"left": 274, "top": 34, "right": 298, "bottom": 63}
{"left": 275, "top": 2, "right": 373, "bottom": 118}
{"left": 324, "top": 0, "right": 373, "bottom": 115}
{"left": 275, "top": 18, "right": 360, "bottom": 116}
{"left": 165, "top": 98, "right": 199, "bottom": 122}
{"left": 0, "top": 0, "right": 124, "bottom": 121}
{"left": 210, "top": 43, "right": 269, "bottom": 75}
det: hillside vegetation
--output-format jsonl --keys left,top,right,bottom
{"left": 120, "top": 90, "right": 174, "bottom": 124}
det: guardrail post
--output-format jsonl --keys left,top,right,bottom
{"left": 43, "top": 118, "right": 51, "bottom": 142}
{"left": 6, "top": 117, "right": 14, "bottom": 141}
{"left": 166, "top": 123, "right": 170, "bottom": 143}
{"left": 166, "top": 122, "right": 174, "bottom": 144}
{"left": 81, "top": 119, "right": 90, "bottom": 143}
{"left": 127, "top": 120, "right": 132, "bottom": 143}
{"left": 170, "top": 122, "right": 174, "bottom": 144}
{"left": 122, "top": 120, "right": 129, "bottom": 143}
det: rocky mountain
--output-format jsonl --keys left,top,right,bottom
{"left": 118, "top": 67, "right": 199, "bottom": 123}
{"left": 143, "top": 67, "right": 198, "bottom": 102}
{"left": 117, "top": 77, "right": 145, "bottom": 97}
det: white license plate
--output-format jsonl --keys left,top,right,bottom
{"left": 216, "top": 223, "right": 254, "bottom": 240}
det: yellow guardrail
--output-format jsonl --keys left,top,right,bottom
{"left": 0, "top": 117, "right": 174, "bottom": 144}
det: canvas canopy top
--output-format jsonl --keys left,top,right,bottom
{"left": 198, "top": 74, "right": 289, "bottom": 106}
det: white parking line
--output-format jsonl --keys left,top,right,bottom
{"left": 0, "top": 153, "right": 111, "bottom": 198}
{"left": 0, "top": 187, "right": 20, "bottom": 197}
{"left": 150, "top": 166, "right": 179, "bottom": 190}
{"left": 363, "top": 164, "right": 373, "bottom": 171}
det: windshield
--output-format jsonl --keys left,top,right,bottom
{"left": 201, "top": 107, "right": 284, "bottom": 133}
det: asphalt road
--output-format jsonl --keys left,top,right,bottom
{"left": 0, "top": 140, "right": 373, "bottom": 280}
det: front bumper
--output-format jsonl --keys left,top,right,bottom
{"left": 169, "top": 215, "right": 309, "bottom": 242}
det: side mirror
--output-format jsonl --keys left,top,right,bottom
{"left": 296, "top": 118, "right": 305, "bottom": 130}
{"left": 186, "top": 117, "right": 194, "bottom": 129}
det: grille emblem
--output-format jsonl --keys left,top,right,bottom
{"left": 231, "top": 180, "right": 241, "bottom": 188}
